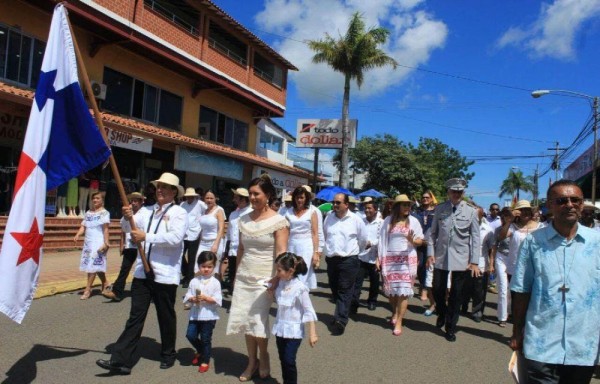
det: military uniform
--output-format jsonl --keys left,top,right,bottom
{"left": 427, "top": 179, "right": 480, "bottom": 341}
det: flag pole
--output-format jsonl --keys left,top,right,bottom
{"left": 65, "top": 13, "right": 154, "bottom": 277}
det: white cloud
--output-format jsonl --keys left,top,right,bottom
{"left": 496, "top": 0, "right": 600, "bottom": 60}
{"left": 255, "top": 0, "right": 448, "bottom": 104}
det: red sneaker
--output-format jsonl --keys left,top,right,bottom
{"left": 191, "top": 354, "right": 200, "bottom": 365}
{"left": 199, "top": 364, "right": 209, "bottom": 373}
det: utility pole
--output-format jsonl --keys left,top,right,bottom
{"left": 547, "top": 142, "right": 568, "bottom": 183}
{"left": 533, "top": 165, "right": 539, "bottom": 207}
{"left": 592, "top": 97, "right": 598, "bottom": 204}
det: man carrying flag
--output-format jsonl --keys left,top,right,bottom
{"left": 0, "top": 4, "right": 111, "bottom": 324}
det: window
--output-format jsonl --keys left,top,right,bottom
{"left": 208, "top": 22, "right": 247, "bottom": 66}
{"left": 103, "top": 67, "right": 182, "bottom": 131}
{"left": 199, "top": 106, "right": 248, "bottom": 151}
{"left": 259, "top": 130, "right": 284, "bottom": 153}
{"left": 143, "top": 0, "right": 200, "bottom": 36}
{"left": 253, "top": 52, "right": 283, "bottom": 88}
{"left": 0, "top": 25, "right": 46, "bottom": 88}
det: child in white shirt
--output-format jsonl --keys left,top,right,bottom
{"left": 271, "top": 252, "right": 319, "bottom": 384}
{"left": 183, "top": 251, "right": 222, "bottom": 373}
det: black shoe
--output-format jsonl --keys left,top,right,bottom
{"left": 436, "top": 316, "right": 445, "bottom": 328}
{"left": 96, "top": 359, "right": 131, "bottom": 375}
{"left": 350, "top": 305, "right": 358, "bottom": 315}
{"left": 445, "top": 332, "right": 456, "bottom": 342}
{"left": 160, "top": 360, "right": 175, "bottom": 369}
{"left": 181, "top": 281, "right": 189, "bottom": 289}
{"left": 367, "top": 302, "right": 376, "bottom": 311}
{"left": 472, "top": 314, "right": 482, "bottom": 323}
{"left": 331, "top": 320, "right": 345, "bottom": 336}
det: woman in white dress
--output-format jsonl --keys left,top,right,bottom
{"left": 497, "top": 200, "right": 543, "bottom": 278}
{"left": 284, "top": 186, "right": 319, "bottom": 289}
{"left": 74, "top": 192, "right": 110, "bottom": 300}
{"left": 377, "top": 194, "right": 424, "bottom": 335}
{"left": 195, "top": 190, "right": 225, "bottom": 276}
{"left": 226, "top": 174, "right": 289, "bottom": 381}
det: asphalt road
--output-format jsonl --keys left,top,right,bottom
{"left": 2, "top": 270, "right": 599, "bottom": 384}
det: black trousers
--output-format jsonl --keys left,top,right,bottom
{"left": 111, "top": 248, "right": 137, "bottom": 299}
{"left": 276, "top": 336, "right": 302, "bottom": 384}
{"left": 326, "top": 255, "right": 360, "bottom": 326}
{"left": 352, "top": 261, "right": 380, "bottom": 306}
{"left": 462, "top": 272, "right": 489, "bottom": 317}
{"left": 227, "top": 256, "right": 237, "bottom": 293}
{"left": 111, "top": 278, "right": 178, "bottom": 368}
{"left": 525, "top": 358, "right": 595, "bottom": 384}
{"left": 180, "top": 238, "right": 200, "bottom": 284}
{"left": 433, "top": 269, "right": 468, "bottom": 334}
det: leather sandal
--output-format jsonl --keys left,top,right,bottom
{"left": 80, "top": 290, "right": 91, "bottom": 300}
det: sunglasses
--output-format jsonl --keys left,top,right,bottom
{"left": 553, "top": 196, "right": 583, "bottom": 206}
{"left": 333, "top": 201, "right": 344, "bottom": 205}
{"left": 490, "top": 208, "right": 499, "bottom": 211}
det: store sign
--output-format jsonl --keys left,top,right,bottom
{"left": 296, "top": 119, "right": 357, "bottom": 149}
{"left": 104, "top": 127, "right": 153, "bottom": 153}
{"left": 0, "top": 112, "right": 27, "bottom": 145}
{"left": 253, "top": 166, "right": 307, "bottom": 191}
{"left": 175, "top": 146, "right": 244, "bottom": 180}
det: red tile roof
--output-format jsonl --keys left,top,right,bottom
{"left": 0, "top": 80, "right": 316, "bottom": 180}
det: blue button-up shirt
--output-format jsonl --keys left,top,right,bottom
{"left": 511, "top": 224, "right": 600, "bottom": 366}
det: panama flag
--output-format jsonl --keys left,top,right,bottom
{"left": 0, "top": 4, "right": 111, "bottom": 323}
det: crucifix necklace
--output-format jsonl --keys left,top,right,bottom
{"left": 555, "top": 240, "right": 578, "bottom": 303}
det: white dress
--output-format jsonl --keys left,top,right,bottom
{"left": 226, "top": 214, "right": 289, "bottom": 338}
{"left": 195, "top": 206, "right": 225, "bottom": 273}
{"left": 272, "top": 277, "right": 318, "bottom": 339}
{"left": 79, "top": 209, "right": 110, "bottom": 273}
{"left": 285, "top": 209, "right": 317, "bottom": 289}
{"left": 506, "top": 222, "right": 543, "bottom": 275}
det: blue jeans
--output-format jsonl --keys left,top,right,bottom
{"left": 276, "top": 336, "right": 302, "bottom": 384}
{"left": 185, "top": 320, "right": 216, "bottom": 365}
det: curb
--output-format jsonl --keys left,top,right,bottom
{"left": 35, "top": 272, "right": 133, "bottom": 299}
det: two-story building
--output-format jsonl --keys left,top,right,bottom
{"left": 0, "top": 0, "right": 312, "bottom": 216}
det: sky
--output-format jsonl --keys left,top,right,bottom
{"left": 215, "top": 0, "right": 600, "bottom": 208}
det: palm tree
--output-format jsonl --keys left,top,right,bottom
{"left": 499, "top": 169, "right": 535, "bottom": 200}
{"left": 308, "top": 12, "right": 397, "bottom": 188}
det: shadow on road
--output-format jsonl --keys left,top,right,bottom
{"left": 211, "top": 347, "right": 279, "bottom": 382}
{"left": 4, "top": 344, "right": 88, "bottom": 384}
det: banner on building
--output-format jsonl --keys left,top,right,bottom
{"left": 296, "top": 119, "right": 357, "bottom": 149}
{"left": 253, "top": 166, "right": 308, "bottom": 192}
{"left": 175, "top": 146, "right": 244, "bottom": 180}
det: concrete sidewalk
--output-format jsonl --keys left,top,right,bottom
{"left": 36, "top": 248, "right": 130, "bottom": 299}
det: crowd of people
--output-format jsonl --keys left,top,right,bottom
{"left": 82, "top": 171, "right": 599, "bottom": 384}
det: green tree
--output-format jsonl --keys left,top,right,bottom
{"left": 308, "top": 12, "right": 397, "bottom": 188}
{"left": 409, "top": 138, "right": 475, "bottom": 198}
{"left": 498, "top": 169, "right": 535, "bottom": 200}
{"left": 342, "top": 135, "right": 474, "bottom": 200}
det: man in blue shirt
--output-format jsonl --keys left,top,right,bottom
{"left": 510, "top": 179, "right": 600, "bottom": 383}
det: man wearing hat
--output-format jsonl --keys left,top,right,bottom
{"left": 279, "top": 193, "right": 293, "bottom": 215}
{"left": 580, "top": 202, "right": 600, "bottom": 231}
{"left": 180, "top": 187, "right": 206, "bottom": 288}
{"left": 426, "top": 177, "right": 481, "bottom": 342}
{"left": 97, "top": 173, "right": 188, "bottom": 374}
{"left": 103, "top": 192, "right": 149, "bottom": 302}
{"left": 225, "top": 187, "right": 252, "bottom": 292}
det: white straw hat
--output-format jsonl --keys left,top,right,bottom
{"left": 151, "top": 172, "right": 184, "bottom": 198}
{"left": 183, "top": 187, "right": 199, "bottom": 197}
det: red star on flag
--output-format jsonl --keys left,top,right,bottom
{"left": 12, "top": 217, "right": 44, "bottom": 266}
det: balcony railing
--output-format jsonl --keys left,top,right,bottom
{"left": 144, "top": 0, "right": 200, "bottom": 37}
{"left": 208, "top": 37, "right": 247, "bottom": 66}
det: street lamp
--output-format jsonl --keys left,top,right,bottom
{"left": 531, "top": 89, "right": 599, "bottom": 204}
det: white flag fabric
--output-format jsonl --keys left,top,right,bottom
{"left": 0, "top": 4, "right": 110, "bottom": 324}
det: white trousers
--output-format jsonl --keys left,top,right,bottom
{"left": 495, "top": 253, "right": 511, "bottom": 321}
